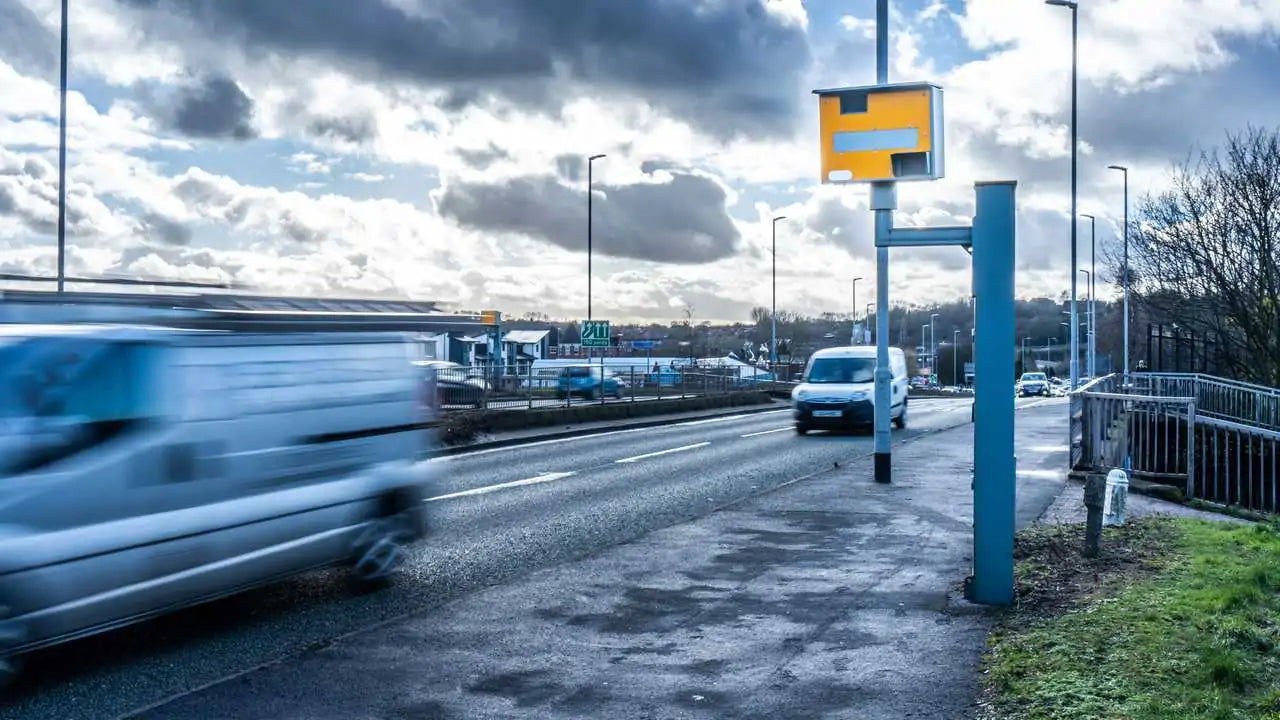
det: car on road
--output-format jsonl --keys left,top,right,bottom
{"left": 791, "top": 345, "right": 908, "bottom": 435}
{"left": 1018, "top": 372, "right": 1052, "bottom": 397}
{"left": 417, "top": 360, "right": 489, "bottom": 408}
{"left": 0, "top": 325, "right": 437, "bottom": 690}
{"left": 556, "top": 365, "right": 623, "bottom": 400}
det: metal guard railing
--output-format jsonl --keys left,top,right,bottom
{"left": 1072, "top": 372, "right": 1280, "bottom": 514}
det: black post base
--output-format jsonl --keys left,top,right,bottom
{"left": 874, "top": 452, "right": 891, "bottom": 484}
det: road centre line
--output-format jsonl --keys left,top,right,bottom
{"left": 615, "top": 442, "right": 711, "bottom": 464}
{"left": 741, "top": 427, "right": 791, "bottom": 438}
{"left": 425, "top": 472, "right": 576, "bottom": 502}
{"left": 439, "top": 410, "right": 788, "bottom": 460}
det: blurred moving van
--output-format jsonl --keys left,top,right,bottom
{"left": 0, "top": 324, "right": 438, "bottom": 686}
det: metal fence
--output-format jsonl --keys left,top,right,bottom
{"left": 1128, "top": 372, "right": 1280, "bottom": 432}
{"left": 1072, "top": 372, "right": 1280, "bottom": 513}
{"left": 431, "top": 363, "right": 772, "bottom": 411}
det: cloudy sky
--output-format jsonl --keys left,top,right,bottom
{"left": 2, "top": 0, "right": 1278, "bottom": 322}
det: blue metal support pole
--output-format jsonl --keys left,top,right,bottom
{"left": 970, "top": 181, "right": 1018, "bottom": 606}
{"left": 872, "top": 0, "right": 894, "bottom": 483}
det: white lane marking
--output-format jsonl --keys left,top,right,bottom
{"left": 615, "top": 442, "right": 711, "bottom": 464}
{"left": 424, "top": 472, "right": 576, "bottom": 502}
{"left": 1017, "top": 469, "right": 1064, "bottom": 480}
{"left": 1029, "top": 445, "right": 1070, "bottom": 453}
{"left": 441, "top": 410, "right": 787, "bottom": 460}
{"left": 680, "top": 413, "right": 752, "bottom": 426}
{"left": 741, "top": 427, "right": 791, "bottom": 438}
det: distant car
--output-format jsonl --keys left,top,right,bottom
{"left": 1018, "top": 372, "right": 1052, "bottom": 397}
{"left": 556, "top": 365, "right": 623, "bottom": 400}
{"left": 417, "top": 360, "right": 488, "bottom": 408}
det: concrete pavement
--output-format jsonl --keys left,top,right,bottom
{"left": 116, "top": 400, "right": 1070, "bottom": 720}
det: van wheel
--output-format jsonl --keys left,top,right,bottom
{"left": 350, "top": 514, "right": 415, "bottom": 588}
{"left": 893, "top": 403, "right": 907, "bottom": 429}
{"left": 795, "top": 425, "right": 809, "bottom": 435}
{"left": 0, "top": 605, "right": 25, "bottom": 693}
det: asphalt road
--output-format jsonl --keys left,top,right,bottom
{"left": 3, "top": 396, "right": 1037, "bottom": 720}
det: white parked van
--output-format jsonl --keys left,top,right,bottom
{"left": 791, "top": 346, "right": 909, "bottom": 434}
{"left": 0, "top": 325, "right": 438, "bottom": 687}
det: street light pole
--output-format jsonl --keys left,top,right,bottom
{"left": 1047, "top": 0, "right": 1079, "bottom": 389}
{"left": 930, "top": 312, "right": 940, "bottom": 382}
{"left": 921, "top": 323, "right": 929, "bottom": 369}
{"left": 1082, "top": 213, "right": 1097, "bottom": 378}
{"left": 851, "top": 276, "right": 863, "bottom": 344}
{"left": 1108, "top": 164, "right": 1130, "bottom": 380}
{"left": 953, "top": 328, "right": 960, "bottom": 387}
{"left": 771, "top": 215, "right": 787, "bottom": 366}
{"left": 1080, "top": 269, "right": 1093, "bottom": 377}
{"left": 56, "top": 0, "right": 69, "bottom": 293}
{"left": 586, "top": 153, "right": 606, "bottom": 321}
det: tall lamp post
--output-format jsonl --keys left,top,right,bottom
{"left": 930, "top": 312, "right": 940, "bottom": 382}
{"left": 1047, "top": 0, "right": 1079, "bottom": 389}
{"left": 851, "top": 276, "right": 864, "bottom": 344}
{"left": 1080, "top": 269, "right": 1093, "bottom": 378}
{"left": 1081, "top": 213, "right": 1098, "bottom": 378}
{"left": 953, "top": 328, "right": 960, "bottom": 387}
{"left": 770, "top": 215, "right": 787, "bottom": 365}
{"left": 56, "top": 0, "right": 69, "bottom": 293}
{"left": 1108, "top": 164, "right": 1130, "bottom": 380}
{"left": 586, "top": 153, "right": 606, "bottom": 321}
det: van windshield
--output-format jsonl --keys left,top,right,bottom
{"left": 806, "top": 357, "right": 876, "bottom": 384}
{"left": 0, "top": 336, "right": 158, "bottom": 475}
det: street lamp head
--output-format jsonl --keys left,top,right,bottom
{"left": 853, "top": 276, "right": 864, "bottom": 282}
{"left": 1080, "top": 213, "right": 1095, "bottom": 222}
{"left": 1107, "top": 164, "right": 1128, "bottom": 172}
{"left": 588, "top": 153, "right": 606, "bottom": 161}
{"left": 1045, "top": 0, "right": 1077, "bottom": 7}
{"left": 772, "top": 215, "right": 787, "bottom": 223}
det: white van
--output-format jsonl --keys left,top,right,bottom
{"left": 791, "top": 346, "right": 909, "bottom": 434}
{"left": 0, "top": 325, "right": 438, "bottom": 687}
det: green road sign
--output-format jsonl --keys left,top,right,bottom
{"left": 581, "top": 320, "right": 611, "bottom": 347}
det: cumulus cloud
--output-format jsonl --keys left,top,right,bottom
{"left": 168, "top": 74, "right": 256, "bottom": 140}
{"left": 112, "top": 0, "right": 813, "bottom": 139}
{"left": 436, "top": 170, "right": 743, "bottom": 264}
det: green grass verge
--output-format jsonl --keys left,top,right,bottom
{"left": 983, "top": 517, "right": 1280, "bottom": 720}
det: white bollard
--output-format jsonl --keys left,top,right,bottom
{"left": 1103, "top": 468, "right": 1129, "bottom": 526}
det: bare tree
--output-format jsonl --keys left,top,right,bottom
{"left": 1122, "top": 126, "right": 1280, "bottom": 385}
